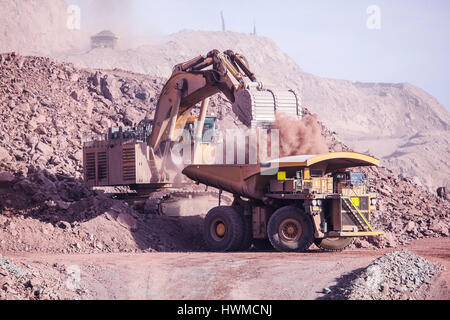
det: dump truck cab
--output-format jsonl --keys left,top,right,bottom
{"left": 91, "top": 30, "right": 119, "bottom": 49}
{"left": 183, "top": 152, "right": 384, "bottom": 252}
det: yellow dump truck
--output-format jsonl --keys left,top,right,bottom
{"left": 183, "top": 152, "right": 383, "bottom": 252}
{"left": 91, "top": 30, "right": 119, "bottom": 49}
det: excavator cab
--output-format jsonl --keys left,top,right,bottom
{"left": 201, "top": 117, "right": 217, "bottom": 143}
{"left": 182, "top": 116, "right": 218, "bottom": 164}
{"left": 184, "top": 116, "right": 218, "bottom": 143}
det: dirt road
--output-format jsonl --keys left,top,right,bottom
{"left": 4, "top": 238, "right": 449, "bottom": 300}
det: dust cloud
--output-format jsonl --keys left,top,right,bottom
{"left": 70, "top": 0, "right": 159, "bottom": 48}
{"left": 273, "top": 112, "right": 329, "bottom": 156}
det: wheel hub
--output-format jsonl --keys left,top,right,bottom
{"left": 210, "top": 219, "right": 227, "bottom": 241}
{"left": 279, "top": 219, "right": 302, "bottom": 242}
{"left": 216, "top": 223, "right": 226, "bottom": 237}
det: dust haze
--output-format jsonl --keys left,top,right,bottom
{"left": 69, "top": 0, "right": 159, "bottom": 48}
{"left": 273, "top": 112, "right": 329, "bottom": 156}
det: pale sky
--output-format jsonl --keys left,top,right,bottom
{"left": 68, "top": 0, "right": 450, "bottom": 112}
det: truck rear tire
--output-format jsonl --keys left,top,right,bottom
{"left": 314, "top": 237, "right": 354, "bottom": 252}
{"left": 267, "top": 206, "right": 314, "bottom": 252}
{"left": 204, "top": 206, "right": 245, "bottom": 252}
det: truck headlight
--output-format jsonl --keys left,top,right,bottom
{"left": 312, "top": 200, "right": 322, "bottom": 207}
{"left": 371, "top": 198, "right": 377, "bottom": 205}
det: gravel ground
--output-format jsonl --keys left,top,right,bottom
{"left": 324, "top": 249, "right": 444, "bottom": 300}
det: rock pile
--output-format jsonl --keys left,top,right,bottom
{"left": 0, "top": 52, "right": 167, "bottom": 178}
{"left": 0, "top": 168, "right": 205, "bottom": 254}
{"left": 328, "top": 250, "right": 443, "bottom": 300}
{"left": 0, "top": 256, "right": 90, "bottom": 300}
{"left": 364, "top": 166, "right": 449, "bottom": 248}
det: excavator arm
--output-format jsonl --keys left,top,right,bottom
{"left": 148, "top": 49, "right": 258, "bottom": 154}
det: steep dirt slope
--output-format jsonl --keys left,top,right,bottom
{"left": 0, "top": 0, "right": 83, "bottom": 55}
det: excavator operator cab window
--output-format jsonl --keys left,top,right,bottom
{"left": 201, "top": 117, "right": 217, "bottom": 143}
{"left": 183, "top": 117, "right": 216, "bottom": 143}
{"left": 202, "top": 117, "right": 215, "bottom": 142}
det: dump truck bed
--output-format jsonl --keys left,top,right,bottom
{"left": 182, "top": 152, "right": 380, "bottom": 200}
{"left": 183, "top": 163, "right": 268, "bottom": 200}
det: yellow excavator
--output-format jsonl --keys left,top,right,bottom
{"left": 83, "top": 49, "right": 300, "bottom": 212}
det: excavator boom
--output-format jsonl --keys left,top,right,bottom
{"left": 149, "top": 50, "right": 256, "bottom": 154}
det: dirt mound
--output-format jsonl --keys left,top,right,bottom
{"left": 326, "top": 250, "right": 443, "bottom": 300}
{"left": 0, "top": 168, "right": 205, "bottom": 254}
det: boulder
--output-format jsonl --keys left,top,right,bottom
{"left": 100, "top": 75, "right": 122, "bottom": 102}
{"left": 36, "top": 142, "right": 53, "bottom": 156}
{"left": 0, "top": 147, "right": 12, "bottom": 162}
{"left": 437, "top": 187, "right": 447, "bottom": 200}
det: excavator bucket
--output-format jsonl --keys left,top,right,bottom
{"left": 232, "top": 89, "right": 301, "bottom": 127}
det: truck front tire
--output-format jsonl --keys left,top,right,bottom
{"left": 314, "top": 237, "right": 354, "bottom": 252}
{"left": 204, "top": 206, "right": 245, "bottom": 252}
{"left": 267, "top": 206, "right": 314, "bottom": 252}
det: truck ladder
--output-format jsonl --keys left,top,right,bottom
{"left": 342, "top": 197, "right": 374, "bottom": 232}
